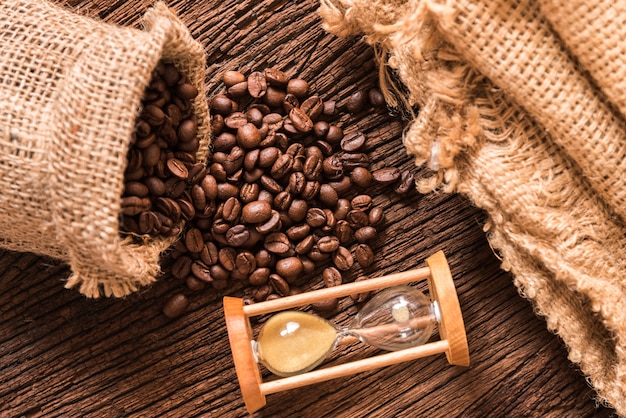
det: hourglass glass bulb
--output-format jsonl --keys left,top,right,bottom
{"left": 254, "top": 311, "right": 339, "bottom": 377}
{"left": 347, "top": 286, "right": 437, "bottom": 351}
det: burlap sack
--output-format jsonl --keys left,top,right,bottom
{"left": 0, "top": 0, "right": 210, "bottom": 298}
{"left": 320, "top": 0, "right": 626, "bottom": 415}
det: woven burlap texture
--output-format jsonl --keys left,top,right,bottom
{"left": 0, "top": 0, "right": 210, "bottom": 298}
{"left": 320, "top": 0, "right": 626, "bottom": 415}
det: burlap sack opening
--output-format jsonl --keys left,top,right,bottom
{"left": 320, "top": 0, "right": 626, "bottom": 415}
{"left": 0, "top": 0, "right": 210, "bottom": 298}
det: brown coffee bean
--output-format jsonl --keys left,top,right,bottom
{"left": 240, "top": 183, "right": 260, "bottom": 203}
{"left": 244, "top": 167, "right": 264, "bottom": 183}
{"left": 211, "top": 114, "right": 224, "bottom": 135}
{"left": 143, "top": 176, "right": 166, "bottom": 197}
{"left": 301, "top": 181, "right": 320, "bottom": 201}
{"left": 350, "top": 167, "right": 373, "bottom": 188}
{"left": 249, "top": 267, "right": 270, "bottom": 286}
{"left": 124, "top": 181, "right": 149, "bottom": 197}
{"left": 305, "top": 208, "right": 327, "bottom": 228}
{"left": 288, "top": 171, "right": 306, "bottom": 194}
{"left": 372, "top": 167, "right": 401, "bottom": 184}
{"left": 255, "top": 249, "right": 275, "bottom": 267}
{"left": 368, "top": 206, "right": 384, "bottom": 227}
{"left": 256, "top": 209, "right": 281, "bottom": 234}
{"left": 264, "top": 86, "right": 286, "bottom": 108}
{"left": 186, "top": 276, "right": 207, "bottom": 291}
{"left": 308, "top": 245, "right": 330, "bottom": 261}
{"left": 322, "top": 266, "right": 342, "bottom": 288}
{"left": 243, "top": 150, "right": 260, "bottom": 172}
{"left": 225, "top": 112, "right": 248, "bottom": 130}
{"left": 322, "top": 155, "right": 344, "bottom": 179}
{"left": 303, "top": 154, "right": 322, "bottom": 180}
{"left": 142, "top": 143, "right": 161, "bottom": 168}
{"left": 318, "top": 235, "right": 340, "bottom": 253}
{"left": 264, "top": 232, "right": 291, "bottom": 254}
{"left": 223, "top": 146, "right": 245, "bottom": 174}
{"left": 313, "top": 121, "right": 330, "bottom": 138}
{"left": 368, "top": 88, "right": 386, "bottom": 108}
{"left": 190, "top": 184, "right": 206, "bottom": 210}
{"left": 264, "top": 68, "right": 289, "bottom": 86}
{"left": 201, "top": 174, "right": 218, "bottom": 200}
{"left": 217, "top": 182, "right": 239, "bottom": 200}
{"left": 171, "top": 255, "right": 192, "bottom": 280}
{"left": 213, "top": 132, "right": 237, "bottom": 152}
{"left": 184, "top": 227, "right": 204, "bottom": 253}
{"left": 235, "top": 251, "right": 257, "bottom": 275}
{"left": 177, "top": 119, "right": 197, "bottom": 143}
{"left": 340, "top": 153, "right": 369, "bottom": 170}
{"left": 286, "top": 78, "right": 309, "bottom": 98}
{"left": 271, "top": 153, "right": 293, "bottom": 179}
{"left": 288, "top": 199, "right": 308, "bottom": 223}
{"left": 289, "top": 107, "right": 313, "bottom": 132}
{"left": 144, "top": 104, "right": 165, "bottom": 126}
{"left": 346, "top": 209, "right": 369, "bottom": 229}
{"left": 252, "top": 284, "right": 273, "bottom": 302}
{"left": 191, "top": 260, "right": 213, "bottom": 282}
{"left": 275, "top": 256, "right": 303, "bottom": 279}
{"left": 138, "top": 210, "right": 160, "bottom": 234}
{"left": 295, "top": 234, "right": 315, "bottom": 255}
{"left": 121, "top": 196, "right": 150, "bottom": 216}
{"left": 200, "top": 242, "right": 219, "bottom": 265}
{"left": 301, "top": 95, "right": 324, "bottom": 120}
{"left": 247, "top": 71, "right": 267, "bottom": 98}
{"left": 262, "top": 113, "right": 283, "bottom": 131}
{"left": 211, "top": 94, "right": 233, "bottom": 115}
{"left": 351, "top": 195, "right": 373, "bottom": 211}
{"left": 394, "top": 169, "right": 415, "bottom": 194}
{"left": 222, "top": 197, "right": 242, "bottom": 223}
{"left": 246, "top": 107, "right": 265, "bottom": 127}
{"left": 210, "top": 264, "right": 230, "bottom": 281}
{"left": 237, "top": 123, "right": 262, "bottom": 149}
{"left": 241, "top": 201, "right": 272, "bottom": 224}
{"left": 176, "top": 83, "right": 198, "bottom": 100}
{"left": 318, "top": 184, "right": 339, "bottom": 207}
{"left": 355, "top": 244, "right": 375, "bottom": 268}
{"left": 223, "top": 70, "right": 246, "bottom": 87}
{"left": 333, "top": 246, "right": 354, "bottom": 271}
{"left": 346, "top": 89, "right": 368, "bottom": 113}
{"left": 258, "top": 147, "right": 280, "bottom": 168}
{"left": 334, "top": 220, "right": 352, "bottom": 244}
{"left": 166, "top": 158, "right": 189, "bottom": 180}
{"left": 226, "top": 224, "right": 250, "bottom": 247}
{"left": 328, "top": 176, "right": 352, "bottom": 196}
{"left": 218, "top": 247, "right": 237, "bottom": 271}
{"left": 228, "top": 81, "right": 249, "bottom": 98}
{"left": 311, "top": 298, "right": 339, "bottom": 313}
{"left": 269, "top": 274, "right": 290, "bottom": 296}
{"left": 287, "top": 223, "right": 311, "bottom": 241}
{"left": 355, "top": 226, "right": 377, "bottom": 243}
{"left": 300, "top": 256, "right": 315, "bottom": 274}
{"left": 340, "top": 131, "right": 366, "bottom": 152}
{"left": 162, "top": 293, "right": 189, "bottom": 318}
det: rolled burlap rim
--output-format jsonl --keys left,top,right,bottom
{"left": 319, "top": 0, "right": 626, "bottom": 415}
{"left": 0, "top": 1, "right": 210, "bottom": 298}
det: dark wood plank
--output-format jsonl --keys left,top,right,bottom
{"left": 0, "top": 0, "right": 613, "bottom": 417}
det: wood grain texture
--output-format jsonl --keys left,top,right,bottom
{"left": 0, "top": 0, "right": 614, "bottom": 417}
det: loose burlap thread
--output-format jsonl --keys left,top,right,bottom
{"left": 320, "top": 0, "right": 626, "bottom": 415}
{"left": 0, "top": 0, "right": 210, "bottom": 298}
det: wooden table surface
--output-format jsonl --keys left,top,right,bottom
{"left": 0, "top": 1, "right": 615, "bottom": 417}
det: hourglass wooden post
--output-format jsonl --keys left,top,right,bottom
{"left": 223, "top": 250, "right": 469, "bottom": 414}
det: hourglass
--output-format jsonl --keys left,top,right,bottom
{"left": 223, "top": 251, "right": 469, "bottom": 413}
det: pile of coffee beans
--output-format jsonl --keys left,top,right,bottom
{"left": 119, "top": 60, "right": 201, "bottom": 238}
{"left": 122, "top": 66, "right": 414, "bottom": 318}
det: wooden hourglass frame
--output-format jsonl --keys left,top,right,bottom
{"left": 223, "top": 250, "right": 469, "bottom": 414}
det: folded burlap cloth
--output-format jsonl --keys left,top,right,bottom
{"left": 320, "top": 0, "right": 626, "bottom": 414}
{"left": 0, "top": 0, "right": 209, "bottom": 297}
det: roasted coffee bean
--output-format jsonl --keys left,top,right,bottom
{"left": 121, "top": 196, "right": 151, "bottom": 216}
{"left": 200, "top": 242, "right": 219, "bottom": 265}
{"left": 223, "top": 146, "right": 245, "bottom": 174}
{"left": 255, "top": 249, "right": 274, "bottom": 267}
{"left": 246, "top": 107, "right": 265, "bottom": 127}
{"left": 244, "top": 167, "right": 264, "bottom": 183}
{"left": 318, "top": 184, "right": 339, "bottom": 207}
{"left": 213, "top": 132, "right": 237, "bottom": 152}
{"left": 303, "top": 154, "right": 322, "bottom": 180}
{"left": 328, "top": 176, "right": 352, "bottom": 196}
{"left": 142, "top": 143, "right": 161, "bottom": 168}
{"left": 225, "top": 224, "right": 250, "bottom": 247}
{"left": 269, "top": 273, "right": 290, "bottom": 296}
{"left": 252, "top": 284, "right": 273, "bottom": 301}
{"left": 271, "top": 153, "right": 293, "bottom": 179}
{"left": 323, "top": 100, "right": 337, "bottom": 117}
{"left": 287, "top": 223, "right": 311, "bottom": 241}
{"left": 301, "top": 95, "right": 324, "bottom": 120}
{"left": 239, "top": 183, "right": 259, "bottom": 204}
{"left": 368, "top": 206, "right": 384, "bottom": 227}
{"left": 350, "top": 167, "right": 373, "bottom": 188}
{"left": 171, "top": 255, "right": 192, "bottom": 280}
{"left": 311, "top": 298, "right": 339, "bottom": 313}
{"left": 225, "top": 112, "right": 248, "bottom": 130}
{"left": 191, "top": 260, "right": 213, "bottom": 282}
{"left": 317, "top": 235, "right": 340, "bottom": 253}
{"left": 346, "top": 209, "right": 369, "bottom": 229}
{"left": 249, "top": 267, "right": 270, "bottom": 286}
{"left": 313, "top": 121, "right": 330, "bottom": 138}
{"left": 289, "top": 107, "right": 313, "bottom": 132}
{"left": 333, "top": 246, "right": 354, "bottom": 271}
{"left": 259, "top": 175, "right": 283, "bottom": 194}
{"left": 144, "top": 104, "right": 166, "bottom": 126}
{"left": 237, "top": 123, "right": 262, "bottom": 149}
{"left": 162, "top": 293, "right": 189, "bottom": 318}
{"left": 217, "top": 182, "right": 239, "bottom": 200}
{"left": 257, "top": 190, "right": 274, "bottom": 205}
{"left": 301, "top": 181, "right": 320, "bottom": 201}
{"left": 177, "top": 119, "right": 197, "bottom": 143}
{"left": 340, "top": 131, "right": 366, "bottom": 152}
{"left": 244, "top": 149, "right": 260, "bottom": 172}
{"left": 264, "top": 232, "right": 291, "bottom": 254}
{"left": 210, "top": 264, "right": 230, "bottom": 281}
{"left": 322, "top": 266, "right": 342, "bottom": 288}
{"left": 228, "top": 81, "right": 249, "bottom": 98}
{"left": 287, "top": 199, "right": 308, "bottom": 223}
{"left": 138, "top": 210, "right": 160, "bottom": 234}
{"left": 355, "top": 226, "right": 377, "bottom": 243}
{"left": 264, "top": 68, "right": 289, "bottom": 86}
{"left": 334, "top": 219, "right": 352, "bottom": 244}
{"left": 288, "top": 171, "right": 306, "bottom": 194}
{"left": 184, "top": 227, "right": 204, "bottom": 253}
{"left": 275, "top": 256, "right": 303, "bottom": 279}
{"left": 351, "top": 195, "right": 372, "bottom": 211}
{"left": 223, "top": 70, "right": 246, "bottom": 87}
{"left": 372, "top": 167, "right": 401, "bottom": 184}
{"left": 176, "top": 83, "right": 198, "bottom": 100}
{"left": 308, "top": 245, "right": 330, "bottom": 261}
{"left": 322, "top": 155, "right": 344, "bottom": 179}
{"left": 179, "top": 199, "right": 196, "bottom": 222}
{"left": 346, "top": 89, "right": 368, "bottom": 113}
{"left": 355, "top": 244, "right": 375, "bottom": 268}
{"left": 201, "top": 174, "right": 218, "bottom": 200}
{"left": 242, "top": 201, "right": 272, "bottom": 224}
{"left": 235, "top": 251, "right": 257, "bottom": 275}
{"left": 305, "top": 208, "right": 327, "bottom": 228}
{"left": 222, "top": 197, "right": 242, "bottom": 223}
{"left": 258, "top": 147, "right": 280, "bottom": 168}
{"left": 325, "top": 125, "right": 343, "bottom": 144}
{"left": 186, "top": 276, "right": 206, "bottom": 291}
{"left": 211, "top": 114, "right": 224, "bottom": 135}
{"left": 211, "top": 94, "right": 233, "bottom": 115}
{"left": 166, "top": 158, "right": 189, "bottom": 180}
{"left": 340, "top": 152, "right": 369, "bottom": 170}
{"left": 264, "top": 86, "right": 286, "bottom": 108}
{"left": 164, "top": 177, "right": 187, "bottom": 198}
{"left": 295, "top": 235, "right": 315, "bottom": 255}
{"left": 368, "top": 88, "right": 385, "bottom": 108}
{"left": 247, "top": 71, "right": 267, "bottom": 98}
{"left": 191, "top": 184, "right": 206, "bottom": 210}
{"left": 218, "top": 247, "right": 237, "bottom": 271}
{"left": 286, "top": 78, "right": 309, "bottom": 98}
{"left": 124, "top": 181, "right": 150, "bottom": 197}
{"left": 323, "top": 209, "right": 336, "bottom": 232}
{"left": 394, "top": 169, "right": 414, "bottom": 194}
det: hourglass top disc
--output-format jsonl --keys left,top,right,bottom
{"left": 256, "top": 311, "right": 338, "bottom": 377}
